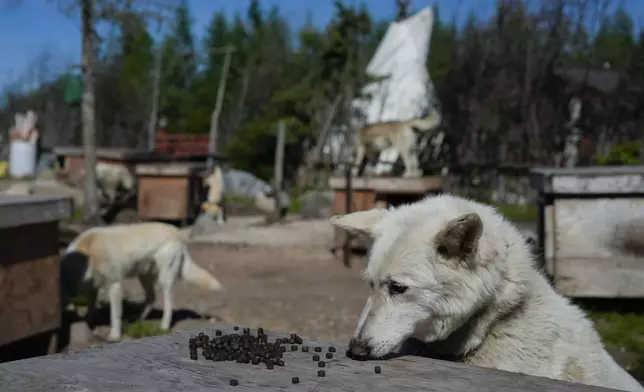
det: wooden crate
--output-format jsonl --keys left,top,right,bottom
{"left": 329, "top": 176, "right": 443, "bottom": 264}
{"left": 136, "top": 163, "right": 206, "bottom": 225}
{"left": 0, "top": 194, "right": 72, "bottom": 361}
{"left": 531, "top": 166, "right": 644, "bottom": 298}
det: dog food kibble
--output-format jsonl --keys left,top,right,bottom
{"left": 374, "top": 366, "right": 381, "bottom": 374}
{"left": 318, "top": 370, "right": 325, "bottom": 377}
{"left": 328, "top": 347, "right": 336, "bottom": 353}
{"left": 318, "top": 361, "right": 326, "bottom": 368}
{"left": 314, "top": 347, "right": 322, "bottom": 352}
{"left": 292, "top": 377, "right": 300, "bottom": 384}
{"left": 185, "top": 329, "right": 300, "bottom": 371}
{"left": 313, "top": 355, "right": 320, "bottom": 361}
{"left": 230, "top": 379, "right": 238, "bottom": 386}
{"left": 325, "top": 353, "right": 333, "bottom": 359}
{"left": 302, "top": 346, "right": 309, "bottom": 352}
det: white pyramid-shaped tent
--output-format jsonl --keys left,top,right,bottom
{"left": 352, "top": 7, "right": 436, "bottom": 127}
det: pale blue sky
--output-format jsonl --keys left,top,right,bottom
{"left": 0, "top": 0, "right": 641, "bottom": 90}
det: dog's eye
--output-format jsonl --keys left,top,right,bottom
{"left": 387, "top": 281, "right": 408, "bottom": 295}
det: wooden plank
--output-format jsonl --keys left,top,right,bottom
{"left": 553, "top": 256, "right": 644, "bottom": 298}
{"left": 0, "top": 325, "right": 616, "bottom": 392}
{"left": 54, "top": 146, "right": 144, "bottom": 160}
{"left": 329, "top": 176, "right": 442, "bottom": 194}
{"left": 0, "top": 221, "right": 60, "bottom": 346}
{"left": 135, "top": 163, "right": 206, "bottom": 176}
{"left": 0, "top": 195, "right": 72, "bottom": 229}
{"left": 530, "top": 166, "right": 644, "bottom": 194}
{"left": 137, "top": 177, "right": 189, "bottom": 220}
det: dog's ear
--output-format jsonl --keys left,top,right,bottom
{"left": 434, "top": 213, "right": 483, "bottom": 264}
{"left": 329, "top": 209, "right": 385, "bottom": 237}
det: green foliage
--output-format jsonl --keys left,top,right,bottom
{"left": 595, "top": 142, "right": 641, "bottom": 166}
{"left": 588, "top": 311, "right": 644, "bottom": 379}
{"left": 496, "top": 204, "right": 538, "bottom": 223}
{"left": 124, "top": 320, "right": 171, "bottom": 339}
{"left": 159, "top": 0, "right": 197, "bottom": 132}
{"left": 593, "top": 7, "right": 635, "bottom": 70}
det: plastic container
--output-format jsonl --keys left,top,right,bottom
{"left": 9, "top": 140, "right": 37, "bottom": 178}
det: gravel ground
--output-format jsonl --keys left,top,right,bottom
{"left": 82, "top": 218, "right": 370, "bottom": 348}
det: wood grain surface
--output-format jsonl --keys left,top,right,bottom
{"left": 0, "top": 222, "right": 61, "bottom": 346}
{"left": 0, "top": 325, "right": 619, "bottom": 391}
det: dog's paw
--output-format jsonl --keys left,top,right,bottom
{"left": 106, "top": 332, "right": 122, "bottom": 343}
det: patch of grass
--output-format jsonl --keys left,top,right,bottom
{"left": 496, "top": 204, "right": 538, "bottom": 222}
{"left": 69, "top": 295, "right": 89, "bottom": 306}
{"left": 587, "top": 311, "right": 644, "bottom": 378}
{"left": 62, "top": 206, "right": 84, "bottom": 223}
{"left": 124, "top": 320, "right": 171, "bottom": 339}
{"left": 288, "top": 197, "right": 302, "bottom": 213}
{"left": 224, "top": 192, "right": 255, "bottom": 206}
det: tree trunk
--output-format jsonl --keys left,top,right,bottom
{"left": 81, "top": 0, "right": 100, "bottom": 225}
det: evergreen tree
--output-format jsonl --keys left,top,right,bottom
{"left": 159, "top": 0, "right": 197, "bottom": 131}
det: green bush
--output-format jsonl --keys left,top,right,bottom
{"left": 595, "top": 141, "right": 641, "bottom": 166}
{"left": 124, "top": 320, "right": 171, "bottom": 339}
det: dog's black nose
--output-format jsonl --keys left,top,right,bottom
{"left": 347, "top": 338, "right": 371, "bottom": 360}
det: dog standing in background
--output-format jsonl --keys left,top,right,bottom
{"left": 352, "top": 109, "right": 442, "bottom": 178}
{"left": 61, "top": 222, "right": 223, "bottom": 342}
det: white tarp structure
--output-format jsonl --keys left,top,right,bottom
{"left": 352, "top": 7, "right": 437, "bottom": 175}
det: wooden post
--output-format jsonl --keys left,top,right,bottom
{"left": 272, "top": 121, "right": 286, "bottom": 223}
{"left": 147, "top": 43, "right": 163, "bottom": 152}
{"left": 207, "top": 46, "right": 235, "bottom": 172}
{"left": 80, "top": 0, "right": 100, "bottom": 225}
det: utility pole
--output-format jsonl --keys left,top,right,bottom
{"left": 207, "top": 45, "right": 236, "bottom": 172}
{"left": 272, "top": 120, "right": 286, "bottom": 223}
{"left": 81, "top": 0, "right": 100, "bottom": 225}
{"left": 147, "top": 43, "right": 163, "bottom": 152}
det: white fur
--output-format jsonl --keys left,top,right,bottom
{"left": 62, "top": 222, "right": 222, "bottom": 342}
{"left": 94, "top": 162, "right": 136, "bottom": 203}
{"left": 330, "top": 194, "right": 643, "bottom": 391}
{"left": 202, "top": 166, "right": 224, "bottom": 224}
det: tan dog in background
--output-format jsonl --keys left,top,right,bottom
{"left": 201, "top": 165, "right": 225, "bottom": 224}
{"left": 352, "top": 109, "right": 442, "bottom": 178}
{"left": 61, "top": 222, "right": 223, "bottom": 342}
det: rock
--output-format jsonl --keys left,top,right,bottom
{"left": 190, "top": 213, "right": 225, "bottom": 238}
{"left": 299, "top": 190, "right": 334, "bottom": 219}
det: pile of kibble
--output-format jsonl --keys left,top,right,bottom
{"left": 187, "top": 326, "right": 382, "bottom": 386}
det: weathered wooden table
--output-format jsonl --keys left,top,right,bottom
{"left": 0, "top": 325, "right": 617, "bottom": 391}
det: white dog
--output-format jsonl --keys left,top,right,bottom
{"left": 330, "top": 194, "right": 643, "bottom": 392}
{"left": 61, "top": 222, "right": 223, "bottom": 342}
{"left": 94, "top": 162, "right": 136, "bottom": 204}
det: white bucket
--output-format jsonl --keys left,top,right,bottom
{"left": 9, "top": 140, "right": 37, "bottom": 178}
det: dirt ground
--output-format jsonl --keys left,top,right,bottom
{"left": 76, "top": 217, "right": 371, "bottom": 349}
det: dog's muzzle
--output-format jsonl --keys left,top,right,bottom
{"left": 346, "top": 338, "right": 371, "bottom": 360}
